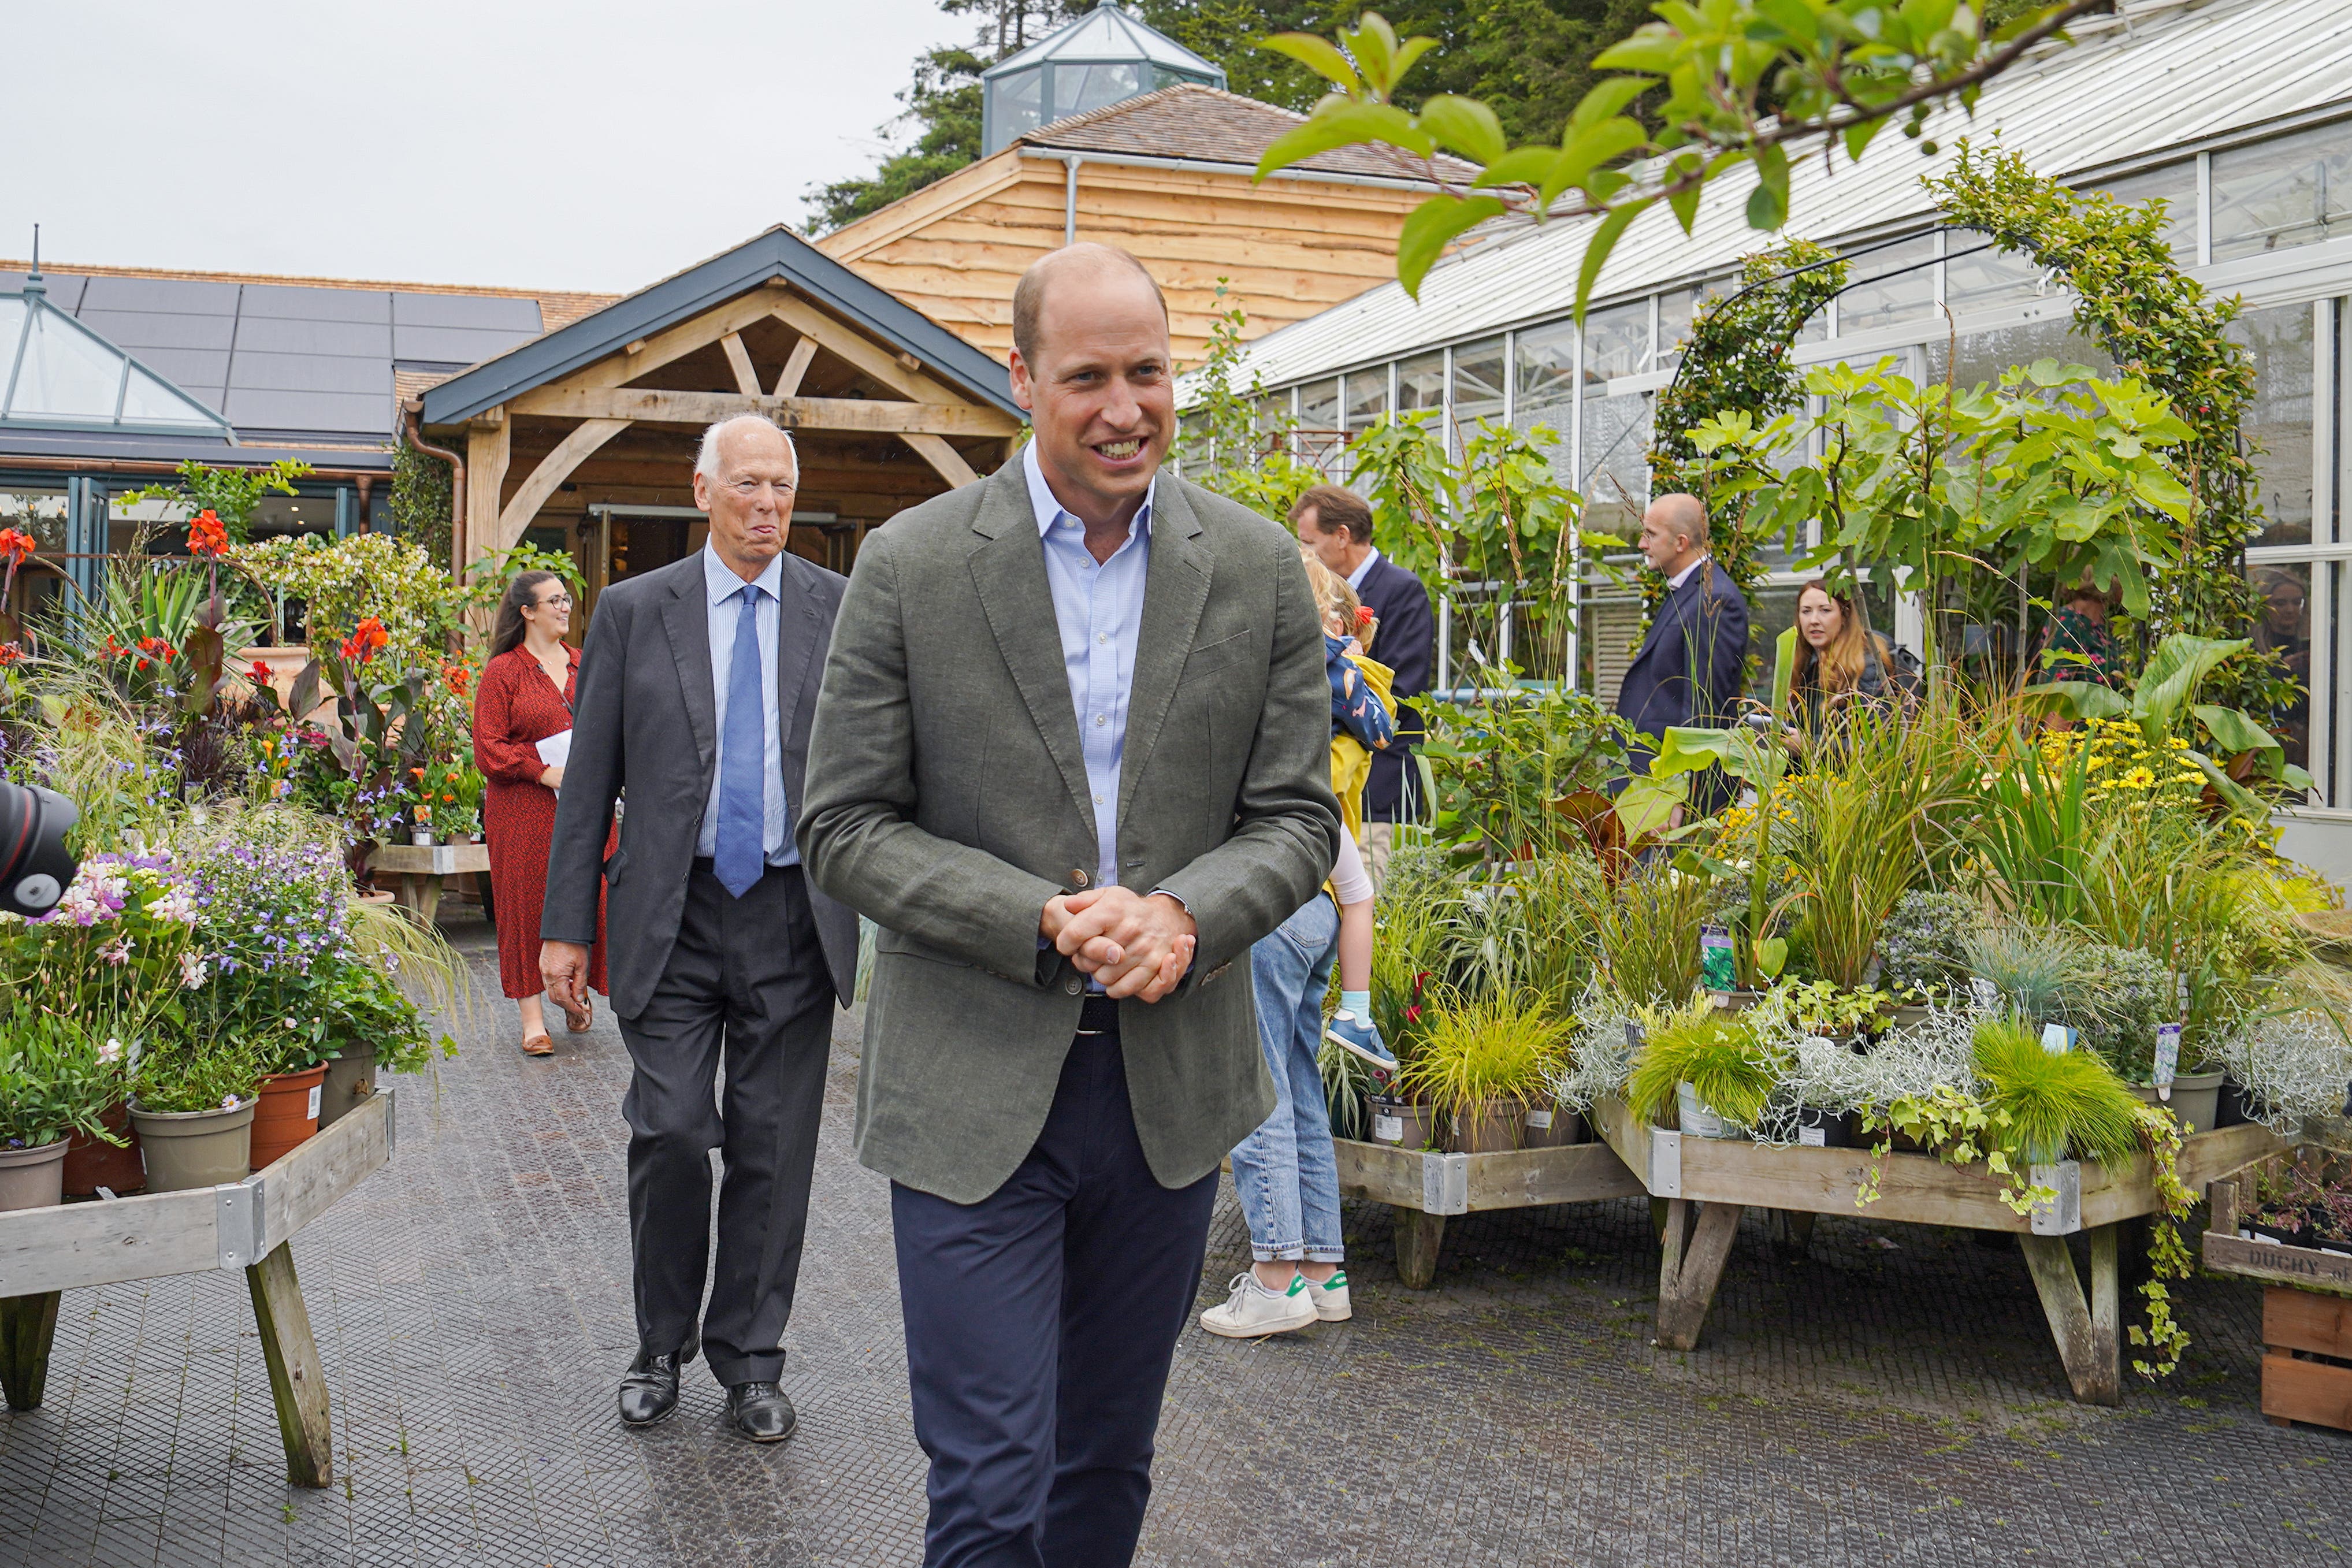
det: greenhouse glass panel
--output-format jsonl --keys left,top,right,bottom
{"left": 1344, "top": 370, "right": 1388, "bottom": 434}
{"left": 1299, "top": 378, "right": 1340, "bottom": 432}
{"left": 987, "top": 67, "right": 1043, "bottom": 151}
{"left": 2212, "top": 120, "right": 2352, "bottom": 261}
{"left": 9, "top": 305, "right": 123, "bottom": 420}
{"left": 1655, "top": 280, "right": 1728, "bottom": 370}
{"left": 1397, "top": 350, "right": 1446, "bottom": 415}
{"left": 2248, "top": 560, "right": 2312, "bottom": 774}
{"left": 1942, "top": 232, "right": 2049, "bottom": 317}
{"left": 118, "top": 365, "right": 224, "bottom": 428}
{"left": 1451, "top": 336, "right": 1505, "bottom": 433}
{"left": 1836, "top": 235, "right": 1936, "bottom": 336}
{"left": 1580, "top": 301, "right": 1651, "bottom": 538}
{"left": 1513, "top": 321, "right": 1577, "bottom": 489}
{"left": 1926, "top": 319, "right": 2111, "bottom": 393}
{"left": 2093, "top": 162, "right": 2198, "bottom": 263}
{"left": 2227, "top": 302, "right": 2314, "bottom": 547}
{"left": 1056, "top": 62, "right": 1142, "bottom": 118}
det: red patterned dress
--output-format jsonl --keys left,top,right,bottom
{"left": 473, "top": 645, "right": 608, "bottom": 999}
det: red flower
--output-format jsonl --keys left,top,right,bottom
{"left": 249, "top": 660, "right": 274, "bottom": 683}
{"left": 1404, "top": 1004, "right": 1424, "bottom": 1024}
{"left": 1355, "top": 605, "right": 1374, "bottom": 626}
{"left": 0, "top": 645, "right": 21, "bottom": 667}
{"left": 337, "top": 617, "right": 388, "bottom": 666}
{"left": 0, "top": 528, "right": 34, "bottom": 567}
{"left": 441, "top": 662, "right": 472, "bottom": 696}
{"left": 186, "top": 510, "right": 229, "bottom": 559}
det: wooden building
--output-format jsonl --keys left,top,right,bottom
{"left": 414, "top": 226, "right": 1023, "bottom": 618}
{"left": 816, "top": 83, "right": 1473, "bottom": 366}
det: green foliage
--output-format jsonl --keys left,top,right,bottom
{"left": 131, "top": 1031, "right": 265, "bottom": 1116}
{"left": 389, "top": 437, "right": 455, "bottom": 571}
{"left": 1971, "top": 1015, "right": 2142, "bottom": 1166}
{"left": 1572, "top": 861, "right": 1711, "bottom": 1006}
{"left": 1259, "top": 3, "right": 2103, "bottom": 306}
{"left": 1420, "top": 683, "right": 1634, "bottom": 861}
{"left": 115, "top": 459, "right": 312, "bottom": 545}
{"left": 1395, "top": 987, "right": 1574, "bottom": 1119}
{"left": 0, "top": 1013, "right": 133, "bottom": 1147}
{"left": 1626, "top": 1001, "right": 1786, "bottom": 1128}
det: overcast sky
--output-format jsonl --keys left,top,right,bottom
{"left": 4, "top": 0, "right": 958, "bottom": 294}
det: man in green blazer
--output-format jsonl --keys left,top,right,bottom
{"left": 798, "top": 243, "right": 1339, "bottom": 1567}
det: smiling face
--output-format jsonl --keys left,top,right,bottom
{"left": 693, "top": 417, "right": 797, "bottom": 579}
{"left": 1009, "top": 261, "right": 1172, "bottom": 531}
{"left": 1796, "top": 584, "right": 1844, "bottom": 649}
{"left": 520, "top": 577, "right": 573, "bottom": 641}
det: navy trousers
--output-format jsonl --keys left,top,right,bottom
{"left": 891, "top": 1022, "right": 1217, "bottom": 1568}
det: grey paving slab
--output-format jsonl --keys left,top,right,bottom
{"left": 5, "top": 912, "right": 2346, "bottom": 1566}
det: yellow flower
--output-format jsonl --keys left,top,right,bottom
{"left": 2120, "top": 766, "right": 2155, "bottom": 789}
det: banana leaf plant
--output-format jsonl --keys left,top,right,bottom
{"left": 1649, "top": 719, "right": 1800, "bottom": 988}
{"left": 2025, "top": 632, "right": 2314, "bottom": 815}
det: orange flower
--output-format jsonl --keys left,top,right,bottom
{"left": 0, "top": 528, "right": 34, "bottom": 567}
{"left": 0, "top": 644, "right": 21, "bottom": 666}
{"left": 187, "top": 510, "right": 228, "bottom": 559}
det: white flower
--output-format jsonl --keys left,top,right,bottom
{"left": 179, "top": 952, "right": 210, "bottom": 989}
{"left": 98, "top": 1038, "right": 125, "bottom": 1064}
{"left": 220, "top": 1093, "right": 240, "bottom": 1110}
{"left": 150, "top": 890, "right": 198, "bottom": 924}
{"left": 283, "top": 1017, "right": 297, "bottom": 1030}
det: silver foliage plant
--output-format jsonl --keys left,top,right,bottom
{"left": 1556, "top": 976, "right": 1640, "bottom": 1113}
{"left": 1749, "top": 998, "right": 1985, "bottom": 1147}
{"left": 2210, "top": 1006, "right": 2352, "bottom": 1132}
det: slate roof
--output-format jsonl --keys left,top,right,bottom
{"left": 1019, "top": 83, "right": 1478, "bottom": 184}
{"left": 0, "top": 261, "right": 612, "bottom": 443}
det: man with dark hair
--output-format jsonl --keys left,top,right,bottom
{"left": 1291, "top": 483, "right": 1433, "bottom": 887}
{"left": 800, "top": 241, "right": 1337, "bottom": 1567}
{"left": 1615, "top": 493, "right": 1749, "bottom": 813}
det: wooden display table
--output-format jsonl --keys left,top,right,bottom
{"left": 0, "top": 1090, "right": 396, "bottom": 1485}
{"left": 1334, "top": 1136, "right": 1645, "bottom": 1290}
{"left": 366, "top": 842, "right": 489, "bottom": 923}
{"left": 1592, "top": 1096, "right": 2292, "bottom": 1404}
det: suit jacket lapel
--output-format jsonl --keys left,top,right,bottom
{"left": 772, "top": 558, "right": 821, "bottom": 757}
{"left": 659, "top": 571, "right": 717, "bottom": 782}
{"left": 968, "top": 463, "right": 1095, "bottom": 833}
{"left": 1628, "top": 576, "right": 1695, "bottom": 675}
{"left": 1117, "top": 480, "right": 1211, "bottom": 820}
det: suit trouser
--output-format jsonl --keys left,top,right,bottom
{"left": 616, "top": 861, "right": 832, "bottom": 1385}
{"left": 891, "top": 1019, "right": 1217, "bottom": 1568}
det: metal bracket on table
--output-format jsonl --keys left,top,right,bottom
{"left": 1650, "top": 1128, "right": 1683, "bottom": 1199}
{"left": 214, "top": 1173, "right": 266, "bottom": 1270}
{"left": 2028, "top": 1161, "right": 2082, "bottom": 1236}
{"left": 1420, "top": 1152, "right": 1469, "bottom": 1216}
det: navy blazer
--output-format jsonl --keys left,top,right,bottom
{"left": 1355, "top": 553, "right": 1435, "bottom": 821}
{"left": 1615, "top": 562, "right": 1750, "bottom": 766}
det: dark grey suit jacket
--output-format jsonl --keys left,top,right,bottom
{"left": 798, "top": 460, "right": 1341, "bottom": 1203}
{"left": 543, "top": 549, "right": 859, "bottom": 1018}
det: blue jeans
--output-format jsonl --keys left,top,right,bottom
{"left": 1229, "top": 894, "right": 1344, "bottom": 1264}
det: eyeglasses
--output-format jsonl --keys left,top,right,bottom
{"left": 534, "top": 594, "right": 573, "bottom": 610}
{"left": 727, "top": 478, "right": 796, "bottom": 499}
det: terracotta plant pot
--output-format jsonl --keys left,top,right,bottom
{"left": 63, "top": 1103, "right": 144, "bottom": 1197}
{"left": 0, "top": 1139, "right": 70, "bottom": 1212}
{"left": 1366, "top": 1094, "right": 1437, "bottom": 1151}
{"left": 250, "top": 1064, "right": 329, "bottom": 1168}
{"left": 1450, "top": 1097, "right": 1526, "bottom": 1154}
{"left": 2129, "top": 1069, "right": 2227, "bottom": 1136}
{"left": 318, "top": 1043, "right": 378, "bottom": 1130}
{"left": 129, "top": 1099, "right": 254, "bottom": 1193}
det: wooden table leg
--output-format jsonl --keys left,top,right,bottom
{"left": 245, "top": 1242, "right": 333, "bottom": 1487}
{"left": 396, "top": 872, "right": 424, "bottom": 918}
{"left": 1, "top": 1292, "right": 61, "bottom": 1411}
{"left": 2017, "top": 1227, "right": 2121, "bottom": 1406}
{"left": 414, "top": 873, "right": 444, "bottom": 925}
{"left": 1392, "top": 1206, "right": 1446, "bottom": 1290}
{"left": 1655, "top": 1201, "right": 1742, "bottom": 1350}
{"left": 1771, "top": 1209, "right": 1817, "bottom": 1257}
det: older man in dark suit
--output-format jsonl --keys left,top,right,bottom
{"left": 541, "top": 414, "right": 857, "bottom": 1444}
{"left": 1615, "top": 492, "right": 1750, "bottom": 813}
{"left": 1291, "top": 483, "right": 1433, "bottom": 887}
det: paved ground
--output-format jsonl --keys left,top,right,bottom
{"left": 5, "top": 914, "right": 2347, "bottom": 1566}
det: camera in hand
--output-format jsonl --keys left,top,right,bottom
{"left": 0, "top": 780, "right": 77, "bottom": 918}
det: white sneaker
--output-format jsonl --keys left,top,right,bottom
{"left": 1199, "top": 1272, "right": 1318, "bottom": 1338}
{"left": 1306, "top": 1270, "right": 1351, "bottom": 1322}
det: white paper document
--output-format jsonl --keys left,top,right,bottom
{"left": 536, "top": 730, "right": 572, "bottom": 768}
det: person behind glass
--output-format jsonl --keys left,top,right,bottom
{"left": 540, "top": 415, "right": 859, "bottom": 1444}
{"left": 471, "top": 570, "right": 603, "bottom": 1057}
{"left": 1614, "top": 494, "right": 1749, "bottom": 816}
{"left": 1777, "top": 579, "right": 1918, "bottom": 761}
{"left": 2033, "top": 575, "right": 2123, "bottom": 689}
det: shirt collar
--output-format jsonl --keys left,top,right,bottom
{"left": 1344, "top": 545, "right": 1381, "bottom": 592}
{"left": 1666, "top": 553, "right": 1711, "bottom": 591}
{"left": 704, "top": 541, "right": 785, "bottom": 605}
{"left": 1024, "top": 439, "right": 1153, "bottom": 545}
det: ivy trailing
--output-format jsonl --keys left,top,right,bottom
{"left": 1647, "top": 237, "right": 1849, "bottom": 616}
{"left": 1930, "top": 142, "right": 2280, "bottom": 709}
{"left": 389, "top": 439, "right": 455, "bottom": 577}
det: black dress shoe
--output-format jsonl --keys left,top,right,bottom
{"left": 724, "top": 1381, "right": 797, "bottom": 1443}
{"left": 618, "top": 1351, "right": 682, "bottom": 1426}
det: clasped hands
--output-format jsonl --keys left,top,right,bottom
{"left": 1040, "top": 886, "right": 1197, "bottom": 1003}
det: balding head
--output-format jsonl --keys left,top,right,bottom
{"left": 1638, "top": 493, "right": 1710, "bottom": 577}
{"left": 1012, "top": 243, "right": 1168, "bottom": 369}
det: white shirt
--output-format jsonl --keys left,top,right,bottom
{"left": 1666, "top": 553, "right": 1712, "bottom": 592}
{"left": 1344, "top": 545, "right": 1381, "bottom": 594}
{"left": 695, "top": 544, "right": 796, "bottom": 867}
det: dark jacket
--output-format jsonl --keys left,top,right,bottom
{"left": 541, "top": 549, "right": 860, "bottom": 1017}
{"left": 1354, "top": 552, "right": 1433, "bottom": 822}
{"left": 1616, "top": 560, "right": 1751, "bottom": 764}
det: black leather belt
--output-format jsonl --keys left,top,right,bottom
{"left": 1076, "top": 995, "right": 1120, "bottom": 1035}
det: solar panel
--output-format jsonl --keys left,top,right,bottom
{"left": 79, "top": 276, "right": 240, "bottom": 315}
{"left": 77, "top": 310, "right": 237, "bottom": 351}
{"left": 391, "top": 324, "right": 538, "bottom": 363}
{"left": 227, "top": 350, "right": 389, "bottom": 396}
{"left": 232, "top": 315, "right": 391, "bottom": 358}
{"left": 392, "top": 292, "right": 541, "bottom": 331}
{"left": 0, "top": 273, "right": 87, "bottom": 311}
{"left": 224, "top": 388, "right": 391, "bottom": 434}
{"left": 239, "top": 283, "right": 392, "bottom": 322}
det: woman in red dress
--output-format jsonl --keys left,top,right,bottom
{"left": 473, "top": 570, "right": 607, "bottom": 1056}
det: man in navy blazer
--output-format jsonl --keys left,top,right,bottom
{"left": 1614, "top": 494, "right": 1749, "bottom": 813}
{"left": 1292, "top": 485, "right": 1433, "bottom": 883}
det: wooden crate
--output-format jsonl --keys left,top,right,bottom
{"left": 2203, "top": 1158, "right": 2352, "bottom": 1433}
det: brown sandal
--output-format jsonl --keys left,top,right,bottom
{"left": 564, "top": 1002, "right": 593, "bottom": 1034}
{"left": 520, "top": 1033, "right": 555, "bottom": 1057}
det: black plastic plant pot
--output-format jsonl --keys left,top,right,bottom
{"left": 1794, "top": 1105, "right": 1851, "bottom": 1149}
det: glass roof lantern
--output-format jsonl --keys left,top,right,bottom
{"left": 982, "top": 2, "right": 1227, "bottom": 155}
{"left": 1, "top": 270, "right": 233, "bottom": 440}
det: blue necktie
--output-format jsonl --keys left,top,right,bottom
{"left": 714, "top": 584, "right": 766, "bottom": 898}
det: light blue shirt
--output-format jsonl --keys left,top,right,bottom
{"left": 1025, "top": 440, "right": 1151, "bottom": 894}
{"left": 696, "top": 544, "right": 797, "bottom": 867}
{"left": 1344, "top": 544, "right": 1380, "bottom": 594}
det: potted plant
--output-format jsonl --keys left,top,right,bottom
{"left": 1626, "top": 999, "right": 1788, "bottom": 1140}
{"left": 1395, "top": 991, "right": 1573, "bottom": 1154}
{"left": 1970, "top": 1015, "right": 2143, "bottom": 1169}
{"left": 1878, "top": 889, "right": 1975, "bottom": 1028}
{"left": 129, "top": 1034, "right": 263, "bottom": 1192}
{"left": 0, "top": 1013, "right": 132, "bottom": 1212}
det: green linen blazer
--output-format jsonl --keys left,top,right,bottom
{"left": 797, "top": 459, "right": 1342, "bottom": 1203}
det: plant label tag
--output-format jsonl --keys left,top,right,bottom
{"left": 1699, "top": 924, "right": 1737, "bottom": 990}
{"left": 1625, "top": 1021, "right": 1644, "bottom": 1051}
{"left": 2153, "top": 1023, "right": 2181, "bottom": 1097}
{"left": 1971, "top": 977, "right": 1999, "bottom": 1010}
{"left": 307, "top": 1084, "right": 322, "bottom": 1119}
{"left": 1373, "top": 1113, "right": 1403, "bottom": 1143}
{"left": 2040, "top": 1023, "right": 2073, "bottom": 1054}
{"left": 1799, "top": 1125, "right": 1826, "bottom": 1147}
{"left": 1525, "top": 1108, "right": 1554, "bottom": 1129}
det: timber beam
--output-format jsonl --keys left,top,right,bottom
{"left": 510, "top": 384, "right": 1020, "bottom": 437}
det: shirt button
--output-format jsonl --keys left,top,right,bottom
{"left": 1095, "top": 714, "right": 1107, "bottom": 726}
{"left": 1094, "top": 794, "right": 1104, "bottom": 804}
{"left": 1097, "top": 633, "right": 1108, "bottom": 644}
